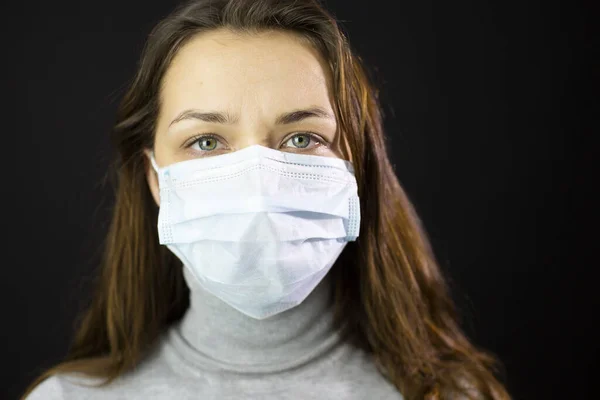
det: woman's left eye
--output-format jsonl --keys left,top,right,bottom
{"left": 282, "top": 133, "right": 325, "bottom": 150}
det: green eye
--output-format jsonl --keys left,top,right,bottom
{"left": 291, "top": 134, "right": 311, "bottom": 148}
{"left": 198, "top": 137, "right": 218, "bottom": 150}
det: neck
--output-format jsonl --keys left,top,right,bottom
{"left": 174, "top": 267, "right": 342, "bottom": 373}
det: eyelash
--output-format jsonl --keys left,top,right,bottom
{"left": 182, "top": 132, "right": 329, "bottom": 151}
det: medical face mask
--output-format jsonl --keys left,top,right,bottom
{"left": 150, "top": 144, "right": 360, "bottom": 319}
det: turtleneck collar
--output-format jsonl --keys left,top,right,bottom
{"left": 170, "top": 267, "right": 343, "bottom": 374}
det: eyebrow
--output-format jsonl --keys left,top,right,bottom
{"left": 168, "top": 106, "right": 334, "bottom": 128}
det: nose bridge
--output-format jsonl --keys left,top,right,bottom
{"left": 234, "top": 133, "right": 271, "bottom": 150}
{"left": 231, "top": 111, "right": 275, "bottom": 150}
{"left": 232, "top": 92, "right": 278, "bottom": 150}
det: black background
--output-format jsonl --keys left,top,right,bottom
{"left": 0, "top": 0, "right": 595, "bottom": 399}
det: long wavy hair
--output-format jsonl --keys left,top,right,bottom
{"left": 23, "top": 0, "right": 509, "bottom": 399}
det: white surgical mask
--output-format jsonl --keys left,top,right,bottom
{"left": 150, "top": 144, "right": 360, "bottom": 319}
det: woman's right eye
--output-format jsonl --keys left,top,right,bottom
{"left": 188, "top": 135, "right": 225, "bottom": 152}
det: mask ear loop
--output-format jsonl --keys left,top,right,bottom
{"left": 149, "top": 151, "right": 160, "bottom": 173}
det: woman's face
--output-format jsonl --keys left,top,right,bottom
{"left": 146, "top": 28, "right": 347, "bottom": 205}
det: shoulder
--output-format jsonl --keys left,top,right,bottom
{"left": 24, "top": 340, "right": 178, "bottom": 400}
{"left": 24, "top": 373, "right": 106, "bottom": 400}
{"left": 327, "top": 343, "right": 404, "bottom": 399}
{"left": 24, "top": 376, "right": 65, "bottom": 400}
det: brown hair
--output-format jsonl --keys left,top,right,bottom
{"left": 23, "top": 0, "right": 509, "bottom": 399}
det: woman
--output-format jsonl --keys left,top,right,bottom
{"left": 23, "top": 0, "right": 510, "bottom": 399}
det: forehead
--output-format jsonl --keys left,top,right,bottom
{"left": 158, "top": 28, "right": 334, "bottom": 122}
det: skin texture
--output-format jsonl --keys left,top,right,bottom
{"left": 145, "top": 28, "right": 348, "bottom": 206}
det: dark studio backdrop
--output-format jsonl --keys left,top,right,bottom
{"left": 0, "top": 0, "right": 595, "bottom": 399}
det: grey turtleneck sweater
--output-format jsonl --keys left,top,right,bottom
{"left": 26, "top": 267, "right": 404, "bottom": 399}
